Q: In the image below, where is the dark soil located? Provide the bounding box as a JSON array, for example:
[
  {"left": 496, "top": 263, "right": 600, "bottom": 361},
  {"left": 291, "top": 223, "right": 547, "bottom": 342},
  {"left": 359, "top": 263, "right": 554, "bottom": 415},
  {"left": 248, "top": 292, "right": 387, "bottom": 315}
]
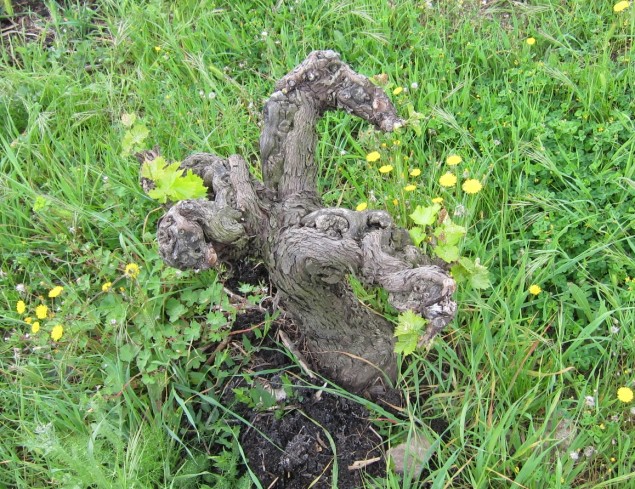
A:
[
  {"left": 238, "top": 384, "right": 384, "bottom": 489},
  {"left": 1, "top": 0, "right": 53, "bottom": 46},
  {"left": 221, "top": 261, "right": 389, "bottom": 488}
]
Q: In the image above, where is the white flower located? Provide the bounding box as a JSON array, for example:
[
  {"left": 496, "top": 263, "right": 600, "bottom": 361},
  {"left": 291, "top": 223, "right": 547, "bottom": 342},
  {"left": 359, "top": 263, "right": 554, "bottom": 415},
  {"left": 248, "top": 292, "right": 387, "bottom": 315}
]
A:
[
  {"left": 453, "top": 204, "right": 466, "bottom": 217},
  {"left": 261, "top": 31, "right": 268, "bottom": 37},
  {"left": 569, "top": 451, "right": 579, "bottom": 461},
  {"left": 583, "top": 446, "right": 596, "bottom": 458},
  {"left": 208, "top": 92, "right": 216, "bottom": 99},
  {"left": 584, "top": 395, "right": 596, "bottom": 408},
  {"left": 16, "top": 283, "right": 27, "bottom": 294},
  {"left": 611, "top": 326, "right": 620, "bottom": 334},
  {"left": 410, "top": 82, "right": 419, "bottom": 89}
]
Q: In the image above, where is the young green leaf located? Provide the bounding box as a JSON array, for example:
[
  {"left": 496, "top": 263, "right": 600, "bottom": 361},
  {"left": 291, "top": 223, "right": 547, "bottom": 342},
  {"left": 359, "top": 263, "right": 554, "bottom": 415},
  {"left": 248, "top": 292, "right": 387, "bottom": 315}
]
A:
[
  {"left": 434, "top": 244, "right": 460, "bottom": 263},
  {"left": 143, "top": 158, "right": 207, "bottom": 203},
  {"left": 410, "top": 203, "right": 441, "bottom": 227},
  {"left": 409, "top": 226, "right": 427, "bottom": 247},
  {"left": 435, "top": 219, "right": 466, "bottom": 246},
  {"left": 121, "top": 123, "right": 149, "bottom": 156},
  {"left": 394, "top": 310, "right": 427, "bottom": 357}
]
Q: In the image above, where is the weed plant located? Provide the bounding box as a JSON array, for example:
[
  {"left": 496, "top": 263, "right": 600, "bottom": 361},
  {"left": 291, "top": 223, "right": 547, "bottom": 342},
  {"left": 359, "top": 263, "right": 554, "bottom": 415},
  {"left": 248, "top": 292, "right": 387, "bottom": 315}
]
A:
[{"left": 1, "top": 0, "right": 634, "bottom": 487}]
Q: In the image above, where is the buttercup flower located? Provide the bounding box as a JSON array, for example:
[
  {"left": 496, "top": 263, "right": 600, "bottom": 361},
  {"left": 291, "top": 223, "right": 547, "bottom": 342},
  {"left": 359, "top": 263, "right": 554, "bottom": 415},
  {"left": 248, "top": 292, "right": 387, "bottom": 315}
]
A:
[
  {"left": 356, "top": 202, "right": 368, "bottom": 211},
  {"left": 614, "top": 1, "right": 630, "bottom": 12},
  {"left": 35, "top": 304, "right": 48, "bottom": 320},
  {"left": 392, "top": 198, "right": 399, "bottom": 205},
  {"left": 432, "top": 197, "right": 444, "bottom": 204},
  {"left": 25, "top": 317, "right": 32, "bottom": 324},
  {"left": 410, "top": 168, "right": 421, "bottom": 177},
  {"left": 528, "top": 284, "right": 542, "bottom": 295},
  {"left": 617, "top": 387, "right": 634, "bottom": 403},
  {"left": 51, "top": 324, "right": 64, "bottom": 342},
  {"left": 462, "top": 179, "right": 483, "bottom": 194},
  {"left": 439, "top": 172, "right": 458, "bottom": 187},
  {"left": 366, "top": 151, "right": 381, "bottom": 162},
  {"left": 379, "top": 165, "right": 394, "bottom": 174},
  {"left": 393, "top": 86, "right": 403, "bottom": 95},
  {"left": 48, "top": 286, "right": 64, "bottom": 298},
  {"left": 102, "top": 282, "right": 112, "bottom": 292},
  {"left": 16, "top": 300, "right": 26, "bottom": 315},
  {"left": 154, "top": 46, "right": 162, "bottom": 52},
  {"left": 526, "top": 37, "right": 536, "bottom": 45},
  {"left": 124, "top": 263, "right": 140, "bottom": 279},
  {"left": 446, "top": 154, "right": 462, "bottom": 166},
  {"left": 404, "top": 184, "right": 417, "bottom": 192},
  {"left": 31, "top": 322, "right": 40, "bottom": 334}
]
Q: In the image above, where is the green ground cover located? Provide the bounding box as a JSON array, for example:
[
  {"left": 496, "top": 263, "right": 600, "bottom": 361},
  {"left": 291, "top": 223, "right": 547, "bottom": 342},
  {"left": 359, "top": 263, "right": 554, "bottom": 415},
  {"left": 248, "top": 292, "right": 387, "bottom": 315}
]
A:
[{"left": 1, "top": 0, "right": 634, "bottom": 487}]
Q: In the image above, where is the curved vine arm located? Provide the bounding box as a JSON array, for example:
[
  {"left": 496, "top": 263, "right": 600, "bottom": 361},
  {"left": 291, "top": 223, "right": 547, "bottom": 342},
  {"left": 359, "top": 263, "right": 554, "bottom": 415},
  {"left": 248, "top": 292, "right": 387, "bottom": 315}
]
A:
[{"left": 260, "top": 50, "right": 404, "bottom": 199}]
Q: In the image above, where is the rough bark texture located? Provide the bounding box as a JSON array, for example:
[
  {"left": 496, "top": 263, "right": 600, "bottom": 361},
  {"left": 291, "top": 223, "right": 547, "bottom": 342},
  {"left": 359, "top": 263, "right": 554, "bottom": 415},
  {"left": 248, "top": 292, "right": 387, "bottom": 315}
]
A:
[{"left": 142, "top": 50, "right": 457, "bottom": 396}]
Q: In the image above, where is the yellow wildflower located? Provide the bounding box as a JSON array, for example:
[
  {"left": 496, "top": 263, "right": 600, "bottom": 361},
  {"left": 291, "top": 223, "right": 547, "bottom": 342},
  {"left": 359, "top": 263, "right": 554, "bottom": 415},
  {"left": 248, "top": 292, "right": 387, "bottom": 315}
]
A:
[
  {"left": 48, "top": 286, "right": 64, "bottom": 298},
  {"left": 410, "top": 169, "right": 421, "bottom": 177},
  {"left": 617, "top": 387, "right": 634, "bottom": 403},
  {"left": 404, "top": 184, "right": 417, "bottom": 192},
  {"left": 526, "top": 37, "right": 536, "bottom": 45},
  {"left": 393, "top": 86, "right": 403, "bottom": 95},
  {"left": 16, "top": 300, "right": 26, "bottom": 315},
  {"left": 379, "top": 165, "right": 394, "bottom": 174},
  {"left": 393, "top": 140, "right": 401, "bottom": 146},
  {"left": 392, "top": 198, "right": 399, "bottom": 205},
  {"left": 102, "top": 282, "right": 113, "bottom": 292},
  {"left": 614, "top": 1, "right": 630, "bottom": 12},
  {"left": 356, "top": 202, "right": 368, "bottom": 211},
  {"left": 446, "top": 154, "right": 462, "bottom": 166},
  {"left": 51, "top": 324, "right": 64, "bottom": 342},
  {"left": 439, "top": 172, "right": 458, "bottom": 187},
  {"left": 35, "top": 304, "right": 48, "bottom": 320},
  {"left": 31, "top": 322, "right": 40, "bottom": 334},
  {"left": 462, "top": 179, "right": 483, "bottom": 194},
  {"left": 154, "top": 46, "right": 162, "bottom": 52},
  {"left": 528, "top": 284, "right": 542, "bottom": 296},
  {"left": 124, "top": 263, "right": 140, "bottom": 279},
  {"left": 25, "top": 317, "right": 32, "bottom": 324},
  {"left": 432, "top": 197, "right": 444, "bottom": 204},
  {"left": 366, "top": 151, "right": 381, "bottom": 162}
]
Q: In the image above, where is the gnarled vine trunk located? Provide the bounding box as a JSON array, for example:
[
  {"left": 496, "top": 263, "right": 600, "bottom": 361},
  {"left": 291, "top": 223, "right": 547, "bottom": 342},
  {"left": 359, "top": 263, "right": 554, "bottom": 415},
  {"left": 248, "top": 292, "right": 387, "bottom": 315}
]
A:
[{"left": 143, "top": 51, "right": 457, "bottom": 396}]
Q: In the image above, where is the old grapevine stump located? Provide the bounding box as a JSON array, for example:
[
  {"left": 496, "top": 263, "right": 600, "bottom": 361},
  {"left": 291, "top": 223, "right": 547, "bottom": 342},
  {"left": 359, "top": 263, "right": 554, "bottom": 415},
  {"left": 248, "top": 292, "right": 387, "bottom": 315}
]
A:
[{"left": 144, "top": 51, "right": 457, "bottom": 396}]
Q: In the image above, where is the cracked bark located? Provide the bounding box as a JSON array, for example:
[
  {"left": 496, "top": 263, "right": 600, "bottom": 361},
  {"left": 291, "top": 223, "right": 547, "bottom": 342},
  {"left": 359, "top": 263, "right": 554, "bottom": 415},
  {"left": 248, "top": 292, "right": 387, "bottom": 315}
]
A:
[{"left": 143, "top": 50, "right": 457, "bottom": 396}]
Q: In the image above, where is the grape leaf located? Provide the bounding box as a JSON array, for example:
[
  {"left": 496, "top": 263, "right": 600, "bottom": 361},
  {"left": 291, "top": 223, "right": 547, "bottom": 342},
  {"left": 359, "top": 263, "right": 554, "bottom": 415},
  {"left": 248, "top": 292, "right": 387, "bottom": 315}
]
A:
[
  {"left": 394, "top": 310, "right": 427, "bottom": 357},
  {"left": 164, "top": 170, "right": 208, "bottom": 201},
  {"left": 121, "top": 123, "right": 149, "bottom": 156},
  {"left": 434, "top": 219, "right": 466, "bottom": 246},
  {"left": 434, "top": 244, "right": 460, "bottom": 263},
  {"left": 409, "top": 226, "right": 427, "bottom": 247},
  {"left": 410, "top": 203, "right": 441, "bottom": 227},
  {"left": 451, "top": 257, "right": 492, "bottom": 289},
  {"left": 143, "top": 158, "right": 207, "bottom": 203}
]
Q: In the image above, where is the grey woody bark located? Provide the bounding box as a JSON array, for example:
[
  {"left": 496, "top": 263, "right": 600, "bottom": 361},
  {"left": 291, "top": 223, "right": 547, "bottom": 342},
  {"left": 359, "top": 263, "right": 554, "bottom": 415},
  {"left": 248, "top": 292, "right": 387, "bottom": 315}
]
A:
[{"left": 142, "top": 51, "right": 457, "bottom": 396}]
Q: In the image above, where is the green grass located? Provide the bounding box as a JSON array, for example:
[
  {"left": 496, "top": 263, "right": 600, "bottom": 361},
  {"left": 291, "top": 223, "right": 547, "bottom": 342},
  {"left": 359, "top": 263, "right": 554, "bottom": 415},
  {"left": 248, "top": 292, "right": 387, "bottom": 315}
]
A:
[{"left": 2, "top": 0, "right": 635, "bottom": 487}]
